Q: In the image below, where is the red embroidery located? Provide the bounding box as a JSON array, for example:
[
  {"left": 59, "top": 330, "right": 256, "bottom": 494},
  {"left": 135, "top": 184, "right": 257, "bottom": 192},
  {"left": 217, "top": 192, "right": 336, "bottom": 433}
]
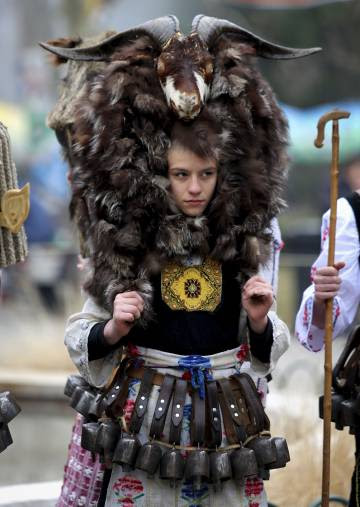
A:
[
  {"left": 245, "top": 478, "right": 264, "bottom": 497},
  {"left": 123, "top": 399, "right": 136, "bottom": 424},
  {"left": 182, "top": 371, "right": 191, "bottom": 381},
  {"left": 322, "top": 225, "right": 329, "bottom": 244},
  {"left": 113, "top": 475, "right": 144, "bottom": 504},
  {"left": 236, "top": 344, "right": 250, "bottom": 362},
  {"left": 310, "top": 266, "right": 317, "bottom": 282},
  {"left": 303, "top": 306, "right": 309, "bottom": 327},
  {"left": 127, "top": 343, "right": 140, "bottom": 357}
]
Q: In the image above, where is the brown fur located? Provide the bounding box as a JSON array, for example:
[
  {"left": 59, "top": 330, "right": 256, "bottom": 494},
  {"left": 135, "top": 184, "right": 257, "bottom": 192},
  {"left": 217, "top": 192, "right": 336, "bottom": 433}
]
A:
[{"left": 46, "top": 29, "right": 289, "bottom": 320}]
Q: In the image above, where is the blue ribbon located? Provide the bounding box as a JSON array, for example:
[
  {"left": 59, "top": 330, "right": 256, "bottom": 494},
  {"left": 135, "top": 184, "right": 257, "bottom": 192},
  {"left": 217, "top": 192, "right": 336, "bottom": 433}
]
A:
[{"left": 178, "top": 355, "right": 213, "bottom": 400}]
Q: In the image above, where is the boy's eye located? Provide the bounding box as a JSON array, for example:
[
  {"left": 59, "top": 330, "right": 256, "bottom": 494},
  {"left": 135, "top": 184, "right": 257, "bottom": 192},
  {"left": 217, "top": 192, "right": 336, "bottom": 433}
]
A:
[
  {"left": 202, "top": 170, "right": 215, "bottom": 177},
  {"left": 174, "top": 171, "right": 187, "bottom": 178}
]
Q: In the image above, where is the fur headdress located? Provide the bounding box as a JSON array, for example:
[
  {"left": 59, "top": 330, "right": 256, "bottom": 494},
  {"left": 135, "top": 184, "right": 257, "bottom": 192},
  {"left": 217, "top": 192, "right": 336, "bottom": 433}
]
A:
[{"left": 42, "top": 15, "right": 320, "bottom": 321}]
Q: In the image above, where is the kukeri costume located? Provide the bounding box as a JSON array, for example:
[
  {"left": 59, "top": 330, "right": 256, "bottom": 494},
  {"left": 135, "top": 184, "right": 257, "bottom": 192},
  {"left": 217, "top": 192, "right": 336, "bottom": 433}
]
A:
[
  {"left": 41, "top": 14, "right": 320, "bottom": 506},
  {"left": 295, "top": 192, "right": 360, "bottom": 506},
  {"left": 0, "top": 122, "right": 28, "bottom": 453}
]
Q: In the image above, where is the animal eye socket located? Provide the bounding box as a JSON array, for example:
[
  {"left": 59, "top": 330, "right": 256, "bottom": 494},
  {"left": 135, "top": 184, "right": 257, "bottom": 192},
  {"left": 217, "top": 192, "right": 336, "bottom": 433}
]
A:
[
  {"left": 205, "top": 62, "right": 213, "bottom": 75},
  {"left": 224, "top": 59, "right": 236, "bottom": 71}
]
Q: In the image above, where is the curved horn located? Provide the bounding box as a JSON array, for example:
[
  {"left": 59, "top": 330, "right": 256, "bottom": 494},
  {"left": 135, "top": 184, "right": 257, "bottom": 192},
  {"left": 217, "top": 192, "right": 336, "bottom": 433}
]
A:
[
  {"left": 192, "top": 15, "right": 321, "bottom": 60},
  {"left": 39, "top": 15, "right": 180, "bottom": 62}
]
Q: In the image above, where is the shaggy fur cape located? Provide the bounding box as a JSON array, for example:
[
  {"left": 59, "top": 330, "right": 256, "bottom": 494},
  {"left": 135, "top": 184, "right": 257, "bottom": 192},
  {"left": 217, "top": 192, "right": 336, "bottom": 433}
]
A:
[{"left": 60, "top": 34, "right": 288, "bottom": 323}]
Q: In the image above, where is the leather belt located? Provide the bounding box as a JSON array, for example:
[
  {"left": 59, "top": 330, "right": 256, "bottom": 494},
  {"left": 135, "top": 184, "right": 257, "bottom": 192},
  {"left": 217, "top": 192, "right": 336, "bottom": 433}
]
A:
[
  {"left": 127, "top": 366, "right": 165, "bottom": 386},
  {"left": 149, "top": 374, "right": 175, "bottom": 439},
  {"left": 169, "top": 378, "right": 187, "bottom": 445},
  {"left": 206, "top": 380, "right": 222, "bottom": 447},
  {"left": 129, "top": 368, "right": 156, "bottom": 434}
]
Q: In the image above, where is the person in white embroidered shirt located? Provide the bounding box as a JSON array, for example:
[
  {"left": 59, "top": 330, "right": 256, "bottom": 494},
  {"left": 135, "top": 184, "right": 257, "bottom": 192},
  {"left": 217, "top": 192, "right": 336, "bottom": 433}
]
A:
[
  {"left": 295, "top": 194, "right": 360, "bottom": 352},
  {"left": 295, "top": 186, "right": 360, "bottom": 506}
]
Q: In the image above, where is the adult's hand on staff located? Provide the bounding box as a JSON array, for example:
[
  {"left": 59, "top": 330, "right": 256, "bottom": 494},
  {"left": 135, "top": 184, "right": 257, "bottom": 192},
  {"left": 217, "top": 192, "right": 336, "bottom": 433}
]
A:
[
  {"left": 242, "top": 275, "right": 274, "bottom": 334},
  {"left": 314, "top": 261, "right": 345, "bottom": 302},
  {"left": 104, "top": 291, "right": 144, "bottom": 345},
  {"left": 312, "top": 261, "right": 345, "bottom": 328}
]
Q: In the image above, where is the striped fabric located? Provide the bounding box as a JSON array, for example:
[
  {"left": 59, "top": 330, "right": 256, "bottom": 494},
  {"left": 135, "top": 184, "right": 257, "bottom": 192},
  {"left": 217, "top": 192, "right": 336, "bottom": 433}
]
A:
[{"left": 56, "top": 413, "right": 105, "bottom": 507}]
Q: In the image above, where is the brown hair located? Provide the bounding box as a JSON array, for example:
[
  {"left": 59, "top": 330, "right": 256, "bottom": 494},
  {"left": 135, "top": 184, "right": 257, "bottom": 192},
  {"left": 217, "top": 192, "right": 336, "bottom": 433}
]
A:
[{"left": 169, "top": 113, "right": 222, "bottom": 161}]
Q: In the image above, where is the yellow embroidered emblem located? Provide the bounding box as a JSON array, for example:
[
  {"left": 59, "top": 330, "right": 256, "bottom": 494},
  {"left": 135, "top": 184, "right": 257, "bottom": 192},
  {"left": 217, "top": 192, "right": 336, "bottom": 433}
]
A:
[{"left": 161, "top": 258, "right": 222, "bottom": 312}]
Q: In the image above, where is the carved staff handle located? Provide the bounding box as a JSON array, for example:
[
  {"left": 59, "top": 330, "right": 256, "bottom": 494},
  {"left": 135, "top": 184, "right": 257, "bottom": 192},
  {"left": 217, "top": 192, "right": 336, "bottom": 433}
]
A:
[{"left": 314, "top": 109, "right": 350, "bottom": 507}]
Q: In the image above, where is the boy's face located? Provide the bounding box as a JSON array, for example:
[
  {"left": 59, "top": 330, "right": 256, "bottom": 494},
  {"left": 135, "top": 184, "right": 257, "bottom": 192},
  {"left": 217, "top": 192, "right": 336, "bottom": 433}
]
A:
[{"left": 167, "top": 146, "right": 218, "bottom": 217}]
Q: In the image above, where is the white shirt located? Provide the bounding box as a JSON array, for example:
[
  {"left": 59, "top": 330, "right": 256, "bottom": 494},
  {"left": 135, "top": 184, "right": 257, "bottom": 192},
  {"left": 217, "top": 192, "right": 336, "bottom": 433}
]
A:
[{"left": 295, "top": 197, "right": 360, "bottom": 352}]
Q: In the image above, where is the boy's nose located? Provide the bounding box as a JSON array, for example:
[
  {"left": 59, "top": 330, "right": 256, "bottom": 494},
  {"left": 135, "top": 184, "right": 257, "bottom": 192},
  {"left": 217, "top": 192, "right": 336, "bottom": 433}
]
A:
[{"left": 188, "top": 177, "right": 201, "bottom": 193}]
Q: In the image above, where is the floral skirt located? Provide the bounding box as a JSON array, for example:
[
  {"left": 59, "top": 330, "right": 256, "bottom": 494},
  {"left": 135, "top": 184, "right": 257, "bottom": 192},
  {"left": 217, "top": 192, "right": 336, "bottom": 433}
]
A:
[{"left": 105, "top": 344, "right": 268, "bottom": 507}]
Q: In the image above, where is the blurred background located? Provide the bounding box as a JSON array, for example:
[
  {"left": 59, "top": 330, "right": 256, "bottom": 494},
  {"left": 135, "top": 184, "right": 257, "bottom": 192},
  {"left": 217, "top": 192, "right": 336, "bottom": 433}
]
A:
[{"left": 0, "top": 0, "right": 359, "bottom": 505}]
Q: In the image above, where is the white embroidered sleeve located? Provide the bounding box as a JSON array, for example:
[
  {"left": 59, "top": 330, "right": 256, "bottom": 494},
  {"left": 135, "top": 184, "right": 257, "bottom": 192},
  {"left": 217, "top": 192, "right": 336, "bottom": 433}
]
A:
[
  {"left": 295, "top": 198, "right": 360, "bottom": 352},
  {"left": 64, "top": 297, "right": 120, "bottom": 388},
  {"left": 249, "top": 310, "right": 290, "bottom": 376}
]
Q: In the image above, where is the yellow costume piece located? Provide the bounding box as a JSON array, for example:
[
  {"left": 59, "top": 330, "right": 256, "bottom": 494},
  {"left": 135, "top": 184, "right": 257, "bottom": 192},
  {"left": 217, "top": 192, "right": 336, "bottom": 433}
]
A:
[
  {"left": 161, "top": 258, "right": 222, "bottom": 311},
  {"left": 0, "top": 184, "right": 30, "bottom": 234}
]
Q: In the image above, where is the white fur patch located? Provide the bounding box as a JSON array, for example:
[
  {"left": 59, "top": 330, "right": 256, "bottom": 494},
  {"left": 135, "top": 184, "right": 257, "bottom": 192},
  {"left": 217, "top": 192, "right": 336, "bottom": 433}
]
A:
[
  {"left": 161, "top": 76, "right": 200, "bottom": 120},
  {"left": 194, "top": 71, "right": 210, "bottom": 102}
]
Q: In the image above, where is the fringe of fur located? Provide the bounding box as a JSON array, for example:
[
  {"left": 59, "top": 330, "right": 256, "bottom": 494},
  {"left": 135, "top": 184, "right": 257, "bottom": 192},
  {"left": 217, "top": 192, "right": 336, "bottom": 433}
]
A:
[{"left": 64, "top": 35, "right": 288, "bottom": 319}]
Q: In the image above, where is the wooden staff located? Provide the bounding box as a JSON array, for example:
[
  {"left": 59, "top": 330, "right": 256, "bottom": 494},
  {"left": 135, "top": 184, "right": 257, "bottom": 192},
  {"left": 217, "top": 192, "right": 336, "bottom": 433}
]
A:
[{"left": 314, "top": 109, "right": 350, "bottom": 507}]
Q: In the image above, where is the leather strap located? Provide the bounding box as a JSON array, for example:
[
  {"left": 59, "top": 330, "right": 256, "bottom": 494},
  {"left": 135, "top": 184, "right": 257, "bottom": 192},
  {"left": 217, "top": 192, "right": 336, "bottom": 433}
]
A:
[
  {"left": 230, "top": 382, "right": 253, "bottom": 434},
  {"left": 104, "top": 357, "right": 130, "bottom": 418},
  {"left": 206, "top": 380, "right": 222, "bottom": 447},
  {"left": 218, "top": 389, "right": 239, "bottom": 445},
  {"left": 333, "top": 325, "right": 360, "bottom": 393},
  {"left": 149, "top": 374, "right": 175, "bottom": 439},
  {"left": 232, "top": 373, "right": 266, "bottom": 432},
  {"left": 218, "top": 378, "right": 247, "bottom": 443},
  {"left": 105, "top": 377, "right": 130, "bottom": 419},
  {"left": 129, "top": 368, "right": 155, "bottom": 434},
  {"left": 169, "top": 378, "right": 187, "bottom": 445},
  {"left": 191, "top": 388, "right": 206, "bottom": 446},
  {"left": 127, "top": 366, "right": 165, "bottom": 387}
]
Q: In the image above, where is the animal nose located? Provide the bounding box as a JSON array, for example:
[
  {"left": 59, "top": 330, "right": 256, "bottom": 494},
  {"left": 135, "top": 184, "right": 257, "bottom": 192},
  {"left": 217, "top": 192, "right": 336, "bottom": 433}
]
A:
[{"left": 171, "top": 93, "right": 201, "bottom": 120}]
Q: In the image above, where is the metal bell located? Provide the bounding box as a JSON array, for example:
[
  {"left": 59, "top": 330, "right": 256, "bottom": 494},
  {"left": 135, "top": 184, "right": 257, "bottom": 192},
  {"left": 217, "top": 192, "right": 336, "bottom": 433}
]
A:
[
  {"left": 185, "top": 449, "right": 210, "bottom": 491},
  {"left": 0, "top": 391, "right": 21, "bottom": 424},
  {"left": 340, "top": 399, "right": 358, "bottom": 428},
  {"left": 70, "top": 386, "right": 96, "bottom": 417},
  {"left": 0, "top": 423, "right": 13, "bottom": 453},
  {"left": 135, "top": 441, "right": 163, "bottom": 476},
  {"left": 209, "top": 451, "right": 232, "bottom": 491},
  {"left": 113, "top": 434, "right": 141, "bottom": 470},
  {"left": 246, "top": 437, "right": 277, "bottom": 467},
  {"left": 88, "top": 393, "right": 106, "bottom": 420},
  {"left": 95, "top": 420, "right": 121, "bottom": 459},
  {"left": 81, "top": 421, "right": 101, "bottom": 453},
  {"left": 160, "top": 448, "right": 185, "bottom": 487},
  {"left": 230, "top": 447, "right": 258, "bottom": 482},
  {"left": 319, "top": 393, "right": 345, "bottom": 429},
  {"left": 64, "top": 375, "right": 90, "bottom": 398},
  {"left": 266, "top": 437, "right": 290, "bottom": 469}
]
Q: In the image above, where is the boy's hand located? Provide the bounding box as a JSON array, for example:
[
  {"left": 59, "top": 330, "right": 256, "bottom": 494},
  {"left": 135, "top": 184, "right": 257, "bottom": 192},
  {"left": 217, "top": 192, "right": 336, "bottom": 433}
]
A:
[
  {"left": 104, "top": 291, "right": 144, "bottom": 345},
  {"left": 242, "top": 275, "right": 274, "bottom": 333}
]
